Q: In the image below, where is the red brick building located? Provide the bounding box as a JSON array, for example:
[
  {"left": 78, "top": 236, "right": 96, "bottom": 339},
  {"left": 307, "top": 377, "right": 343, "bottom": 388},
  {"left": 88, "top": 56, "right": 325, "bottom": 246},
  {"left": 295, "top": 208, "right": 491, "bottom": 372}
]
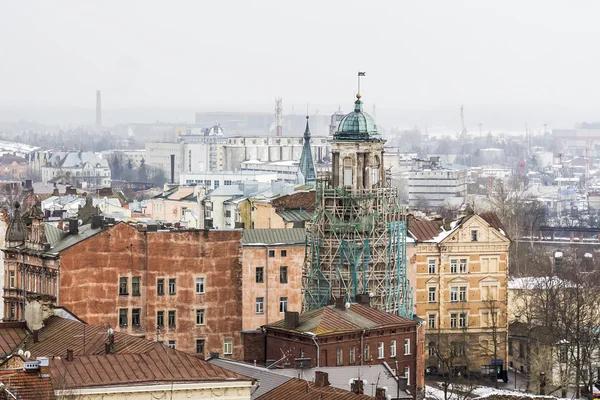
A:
[{"left": 263, "top": 298, "right": 421, "bottom": 395}]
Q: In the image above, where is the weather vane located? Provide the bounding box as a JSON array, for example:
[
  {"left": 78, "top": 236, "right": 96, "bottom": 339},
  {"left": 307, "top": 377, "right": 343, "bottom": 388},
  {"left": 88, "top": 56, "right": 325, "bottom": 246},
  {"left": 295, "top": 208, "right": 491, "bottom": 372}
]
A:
[{"left": 358, "top": 71, "right": 366, "bottom": 95}]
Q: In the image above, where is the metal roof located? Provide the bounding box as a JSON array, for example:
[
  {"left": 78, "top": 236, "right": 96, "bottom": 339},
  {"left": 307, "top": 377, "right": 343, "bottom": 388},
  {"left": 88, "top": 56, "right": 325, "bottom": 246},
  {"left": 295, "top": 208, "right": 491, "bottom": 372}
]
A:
[
  {"left": 49, "top": 347, "right": 251, "bottom": 389},
  {"left": 334, "top": 95, "right": 380, "bottom": 142},
  {"left": 276, "top": 209, "right": 312, "bottom": 223},
  {"left": 266, "top": 303, "right": 416, "bottom": 335},
  {"left": 23, "top": 316, "right": 159, "bottom": 358},
  {"left": 0, "top": 322, "right": 28, "bottom": 359},
  {"left": 256, "top": 378, "right": 376, "bottom": 400},
  {"left": 242, "top": 228, "right": 306, "bottom": 246},
  {"left": 208, "top": 358, "right": 292, "bottom": 399},
  {"left": 406, "top": 220, "right": 442, "bottom": 242},
  {"left": 46, "top": 223, "right": 106, "bottom": 254}
]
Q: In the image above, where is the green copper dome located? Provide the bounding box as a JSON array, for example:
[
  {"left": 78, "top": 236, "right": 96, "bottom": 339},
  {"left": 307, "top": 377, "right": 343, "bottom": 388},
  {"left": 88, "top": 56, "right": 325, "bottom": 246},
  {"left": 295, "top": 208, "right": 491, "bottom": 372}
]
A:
[{"left": 334, "top": 94, "right": 380, "bottom": 141}]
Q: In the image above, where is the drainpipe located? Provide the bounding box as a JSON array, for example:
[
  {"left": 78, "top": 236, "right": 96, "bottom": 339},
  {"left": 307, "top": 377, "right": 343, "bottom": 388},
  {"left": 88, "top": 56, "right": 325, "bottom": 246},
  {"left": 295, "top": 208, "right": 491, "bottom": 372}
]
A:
[
  {"left": 262, "top": 245, "right": 270, "bottom": 325},
  {"left": 308, "top": 332, "right": 319, "bottom": 367},
  {"left": 360, "top": 329, "right": 366, "bottom": 366}
]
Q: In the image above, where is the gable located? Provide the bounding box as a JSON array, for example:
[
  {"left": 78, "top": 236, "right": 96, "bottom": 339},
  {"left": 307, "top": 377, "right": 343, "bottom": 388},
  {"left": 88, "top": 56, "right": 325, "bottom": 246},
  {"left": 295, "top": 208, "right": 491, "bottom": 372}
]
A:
[
  {"left": 448, "top": 276, "right": 469, "bottom": 285},
  {"left": 440, "top": 214, "right": 510, "bottom": 245}
]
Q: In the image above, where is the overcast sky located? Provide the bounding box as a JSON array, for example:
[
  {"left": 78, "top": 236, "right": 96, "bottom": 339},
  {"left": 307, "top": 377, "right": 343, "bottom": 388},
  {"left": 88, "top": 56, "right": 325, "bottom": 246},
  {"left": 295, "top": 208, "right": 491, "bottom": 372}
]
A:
[{"left": 2, "top": 1, "right": 600, "bottom": 116}]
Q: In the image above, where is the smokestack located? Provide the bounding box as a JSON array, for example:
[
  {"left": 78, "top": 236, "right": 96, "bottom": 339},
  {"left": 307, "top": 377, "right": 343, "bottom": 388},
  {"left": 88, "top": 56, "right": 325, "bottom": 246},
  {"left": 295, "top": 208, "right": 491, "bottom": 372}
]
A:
[
  {"left": 96, "top": 90, "right": 102, "bottom": 128},
  {"left": 33, "top": 330, "right": 39, "bottom": 343},
  {"left": 66, "top": 349, "right": 73, "bottom": 361},
  {"left": 170, "top": 154, "right": 175, "bottom": 184}
]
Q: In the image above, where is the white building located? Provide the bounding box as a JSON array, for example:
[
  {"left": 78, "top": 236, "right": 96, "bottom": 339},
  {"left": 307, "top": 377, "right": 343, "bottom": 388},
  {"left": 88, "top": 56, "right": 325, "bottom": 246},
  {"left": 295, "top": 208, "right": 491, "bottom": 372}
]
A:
[
  {"left": 408, "top": 157, "right": 468, "bottom": 209},
  {"left": 179, "top": 170, "right": 277, "bottom": 189},
  {"left": 240, "top": 160, "right": 301, "bottom": 182},
  {"left": 100, "top": 149, "right": 146, "bottom": 167},
  {"left": 41, "top": 152, "right": 111, "bottom": 188}
]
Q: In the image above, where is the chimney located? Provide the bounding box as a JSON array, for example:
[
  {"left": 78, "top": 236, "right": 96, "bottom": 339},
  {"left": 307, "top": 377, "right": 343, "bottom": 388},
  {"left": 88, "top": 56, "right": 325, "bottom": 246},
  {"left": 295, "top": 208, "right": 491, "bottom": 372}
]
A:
[
  {"left": 351, "top": 379, "right": 364, "bottom": 394},
  {"left": 375, "top": 388, "right": 386, "bottom": 400},
  {"left": 170, "top": 154, "right": 175, "bottom": 184},
  {"left": 314, "top": 371, "right": 329, "bottom": 387},
  {"left": 335, "top": 297, "right": 346, "bottom": 311},
  {"left": 355, "top": 293, "right": 370, "bottom": 307},
  {"left": 105, "top": 342, "right": 111, "bottom": 354},
  {"left": 52, "top": 187, "right": 59, "bottom": 196},
  {"left": 25, "top": 179, "right": 32, "bottom": 189},
  {"left": 398, "top": 376, "right": 408, "bottom": 391},
  {"left": 37, "top": 357, "right": 49, "bottom": 376},
  {"left": 66, "top": 349, "right": 73, "bottom": 361},
  {"left": 284, "top": 311, "right": 299, "bottom": 330},
  {"left": 68, "top": 219, "right": 78, "bottom": 235},
  {"left": 33, "top": 329, "right": 39, "bottom": 343},
  {"left": 91, "top": 215, "right": 104, "bottom": 230},
  {"left": 109, "top": 331, "right": 115, "bottom": 345}
]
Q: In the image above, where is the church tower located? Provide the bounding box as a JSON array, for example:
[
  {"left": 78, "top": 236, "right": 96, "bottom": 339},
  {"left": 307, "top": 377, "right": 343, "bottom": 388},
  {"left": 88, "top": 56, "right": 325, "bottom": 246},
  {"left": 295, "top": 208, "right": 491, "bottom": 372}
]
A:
[
  {"left": 304, "top": 93, "right": 412, "bottom": 317},
  {"left": 298, "top": 116, "right": 317, "bottom": 186}
]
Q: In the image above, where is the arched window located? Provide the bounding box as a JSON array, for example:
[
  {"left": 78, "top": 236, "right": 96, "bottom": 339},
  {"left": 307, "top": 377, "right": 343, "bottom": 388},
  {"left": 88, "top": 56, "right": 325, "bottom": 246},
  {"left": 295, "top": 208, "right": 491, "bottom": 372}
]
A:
[
  {"left": 428, "top": 342, "right": 436, "bottom": 356},
  {"left": 372, "top": 155, "right": 380, "bottom": 185},
  {"left": 343, "top": 157, "right": 353, "bottom": 187}
]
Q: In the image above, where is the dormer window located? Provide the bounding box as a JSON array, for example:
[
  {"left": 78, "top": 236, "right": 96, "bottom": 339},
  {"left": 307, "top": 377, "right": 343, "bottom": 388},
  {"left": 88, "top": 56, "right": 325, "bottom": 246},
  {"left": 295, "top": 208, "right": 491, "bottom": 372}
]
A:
[{"left": 471, "top": 230, "right": 478, "bottom": 241}]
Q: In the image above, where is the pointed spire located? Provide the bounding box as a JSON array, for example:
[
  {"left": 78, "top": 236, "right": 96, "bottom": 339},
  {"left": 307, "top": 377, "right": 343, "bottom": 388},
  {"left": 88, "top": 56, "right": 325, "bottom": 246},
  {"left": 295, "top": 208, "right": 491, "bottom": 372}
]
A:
[
  {"left": 303, "top": 115, "right": 311, "bottom": 140},
  {"left": 5, "top": 202, "right": 26, "bottom": 245},
  {"left": 299, "top": 116, "right": 317, "bottom": 186}
]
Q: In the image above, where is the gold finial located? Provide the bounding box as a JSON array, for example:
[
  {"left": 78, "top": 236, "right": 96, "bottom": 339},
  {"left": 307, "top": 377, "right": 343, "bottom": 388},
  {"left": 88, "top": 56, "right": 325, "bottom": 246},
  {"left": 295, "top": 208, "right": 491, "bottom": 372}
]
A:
[{"left": 356, "top": 93, "right": 362, "bottom": 100}]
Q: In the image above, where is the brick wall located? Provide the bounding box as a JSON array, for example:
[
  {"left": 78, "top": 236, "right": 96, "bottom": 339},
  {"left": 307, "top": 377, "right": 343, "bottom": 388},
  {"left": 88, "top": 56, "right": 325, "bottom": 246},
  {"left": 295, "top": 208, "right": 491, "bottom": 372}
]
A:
[{"left": 58, "top": 223, "right": 244, "bottom": 359}]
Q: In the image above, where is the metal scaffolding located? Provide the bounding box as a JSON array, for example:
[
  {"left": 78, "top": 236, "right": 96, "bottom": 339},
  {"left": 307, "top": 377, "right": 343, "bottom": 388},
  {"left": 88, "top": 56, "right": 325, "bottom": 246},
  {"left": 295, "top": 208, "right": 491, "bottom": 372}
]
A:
[{"left": 304, "top": 179, "right": 413, "bottom": 318}]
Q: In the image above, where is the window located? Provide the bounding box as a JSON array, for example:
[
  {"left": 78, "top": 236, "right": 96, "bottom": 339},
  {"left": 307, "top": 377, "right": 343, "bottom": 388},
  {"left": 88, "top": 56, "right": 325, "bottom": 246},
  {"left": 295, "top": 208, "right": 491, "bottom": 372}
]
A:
[
  {"left": 255, "top": 297, "right": 264, "bottom": 314},
  {"left": 132, "top": 308, "right": 140, "bottom": 326},
  {"left": 428, "top": 287, "right": 436, "bottom": 303},
  {"left": 450, "top": 313, "right": 457, "bottom": 329},
  {"left": 279, "top": 297, "right": 288, "bottom": 313},
  {"left": 471, "top": 230, "right": 478, "bottom": 241},
  {"left": 519, "top": 342, "right": 524, "bottom": 358},
  {"left": 481, "top": 257, "right": 498, "bottom": 273},
  {"left": 428, "top": 342, "right": 436, "bottom": 356},
  {"left": 364, "top": 344, "right": 370, "bottom": 361},
  {"left": 404, "top": 367, "right": 410, "bottom": 385},
  {"left": 132, "top": 277, "right": 140, "bottom": 296},
  {"left": 428, "top": 259, "right": 436, "bottom": 274},
  {"left": 378, "top": 342, "right": 384, "bottom": 359},
  {"left": 459, "top": 286, "right": 467, "bottom": 302},
  {"left": 268, "top": 250, "right": 275, "bottom": 257},
  {"left": 450, "top": 259, "right": 457, "bottom": 274},
  {"left": 450, "top": 287, "right": 458, "bottom": 302},
  {"left": 404, "top": 338, "right": 411, "bottom": 355},
  {"left": 459, "top": 313, "right": 467, "bottom": 328},
  {"left": 214, "top": 180, "right": 219, "bottom": 188},
  {"left": 343, "top": 157, "right": 353, "bottom": 187},
  {"left": 508, "top": 339, "right": 513, "bottom": 356},
  {"left": 559, "top": 345, "right": 568, "bottom": 363},
  {"left": 482, "top": 285, "right": 498, "bottom": 300},
  {"left": 195, "top": 277, "right": 205, "bottom": 294},
  {"left": 281, "top": 250, "right": 287, "bottom": 257},
  {"left": 168, "top": 340, "right": 176, "bottom": 349},
  {"left": 350, "top": 346, "right": 356, "bottom": 363},
  {"left": 280, "top": 266, "right": 288, "bottom": 284},
  {"left": 168, "top": 278, "right": 176, "bottom": 295},
  {"left": 300, "top": 348, "right": 305, "bottom": 358},
  {"left": 157, "top": 311, "right": 164, "bottom": 328},
  {"left": 223, "top": 338, "right": 233, "bottom": 355},
  {"left": 9, "top": 271, "right": 15, "bottom": 288},
  {"left": 459, "top": 259, "right": 467, "bottom": 273},
  {"left": 336, "top": 348, "right": 343, "bottom": 365},
  {"left": 428, "top": 314, "right": 436, "bottom": 329},
  {"left": 119, "top": 309, "right": 128, "bottom": 327},
  {"left": 196, "top": 309, "right": 206, "bottom": 325},
  {"left": 255, "top": 267, "right": 264, "bottom": 283},
  {"left": 390, "top": 340, "right": 397, "bottom": 357},
  {"left": 224, "top": 180, "right": 232, "bottom": 185},
  {"left": 168, "top": 310, "right": 176, "bottom": 328},
  {"left": 196, "top": 339, "right": 205, "bottom": 355},
  {"left": 119, "top": 277, "right": 128, "bottom": 295},
  {"left": 225, "top": 210, "right": 231, "bottom": 218},
  {"left": 157, "top": 278, "right": 164, "bottom": 296}
]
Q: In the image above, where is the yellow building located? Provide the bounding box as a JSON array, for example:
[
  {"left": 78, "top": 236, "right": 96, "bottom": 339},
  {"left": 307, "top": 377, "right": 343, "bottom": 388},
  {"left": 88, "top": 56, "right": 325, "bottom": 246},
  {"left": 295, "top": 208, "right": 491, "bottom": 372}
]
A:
[{"left": 408, "top": 213, "right": 510, "bottom": 375}]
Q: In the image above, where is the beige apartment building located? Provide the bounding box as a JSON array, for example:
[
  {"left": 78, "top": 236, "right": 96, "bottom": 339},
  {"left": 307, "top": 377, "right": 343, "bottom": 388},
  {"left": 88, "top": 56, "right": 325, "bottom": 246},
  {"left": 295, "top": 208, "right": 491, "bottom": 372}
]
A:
[{"left": 408, "top": 213, "right": 510, "bottom": 374}]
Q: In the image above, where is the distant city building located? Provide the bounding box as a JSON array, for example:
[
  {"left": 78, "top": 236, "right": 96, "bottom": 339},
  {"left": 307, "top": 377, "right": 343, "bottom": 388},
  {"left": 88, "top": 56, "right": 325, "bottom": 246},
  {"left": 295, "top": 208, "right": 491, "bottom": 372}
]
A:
[
  {"left": 0, "top": 154, "right": 29, "bottom": 179},
  {"left": 101, "top": 149, "right": 146, "bottom": 168},
  {"left": 41, "top": 151, "right": 111, "bottom": 188},
  {"left": 408, "top": 157, "right": 468, "bottom": 209},
  {"left": 180, "top": 170, "right": 277, "bottom": 189}
]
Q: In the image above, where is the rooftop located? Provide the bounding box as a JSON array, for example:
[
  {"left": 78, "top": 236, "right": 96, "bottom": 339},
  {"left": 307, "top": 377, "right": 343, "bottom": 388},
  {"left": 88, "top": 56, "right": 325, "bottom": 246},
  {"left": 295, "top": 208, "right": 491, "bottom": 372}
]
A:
[
  {"left": 0, "top": 322, "right": 28, "bottom": 360},
  {"left": 277, "top": 209, "right": 312, "bottom": 223},
  {"left": 334, "top": 94, "right": 380, "bottom": 142},
  {"left": 242, "top": 228, "right": 306, "bottom": 246},
  {"left": 0, "top": 369, "right": 56, "bottom": 400},
  {"left": 265, "top": 303, "right": 415, "bottom": 335},
  {"left": 256, "top": 378, "right": 376, "bottom": 400}
]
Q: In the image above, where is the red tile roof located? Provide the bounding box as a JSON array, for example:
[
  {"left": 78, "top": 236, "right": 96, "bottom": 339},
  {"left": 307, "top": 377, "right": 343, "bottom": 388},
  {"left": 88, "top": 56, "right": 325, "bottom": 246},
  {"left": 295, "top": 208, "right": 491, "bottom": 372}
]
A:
[
  {"left": 256, "top": 378, "right": 375, "bottom": 400},
  {"left": 0, "top": 322, "right": 28, "bottom": 359},
  {"left": 479, "top": 212, "right": 509, "bottom": 239},
  {"left": 49, "top": 347, "right": 251, "bottom": 389},
  {"left": 0, "top": 369, "right": 56, "bottom": 400},
  {"left": 266, "top": 303, "right": 415, "bottom": 335},
  {"left": 407, "top": 219, "right": 442, "bottom": 242},
  {"left": 23, "top": 316, "right": 159, "bottom": 358}
]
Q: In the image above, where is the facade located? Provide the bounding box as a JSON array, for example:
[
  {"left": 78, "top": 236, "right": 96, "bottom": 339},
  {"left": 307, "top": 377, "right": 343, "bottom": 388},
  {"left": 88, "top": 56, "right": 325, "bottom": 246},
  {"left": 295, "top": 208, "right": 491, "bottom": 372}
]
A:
[
  {"left": 408, "top": 213, "right": 510, "bottom": 373},
  {"left": 0, "top": 154, "right": 29, "bottom": 179},
  {"left": 241, "top": 229, "right": 306, "bottom": 331},
  {"left": 250, "top": 190, "right": 315, "bottom": 229},
  {"left": 263, "top": 300, "right": 420, "bottom": 396},
  {"left": 41, "top": 151, "right": 111, "bottom": 188},
  {"left": 144, "top": 185, "right": 203, "bottom": 226},
  {"left": 304, "top": 93, "right": 412, "bottom": 317},
  {"left": 408, "top": 157, "right": 468, "bottom": 209},
  {"left": 101, "top": 149, "right": 146, "bottom": 168},
  {"left": 180, "top": 170, "right": 277, "bottom": 189}
]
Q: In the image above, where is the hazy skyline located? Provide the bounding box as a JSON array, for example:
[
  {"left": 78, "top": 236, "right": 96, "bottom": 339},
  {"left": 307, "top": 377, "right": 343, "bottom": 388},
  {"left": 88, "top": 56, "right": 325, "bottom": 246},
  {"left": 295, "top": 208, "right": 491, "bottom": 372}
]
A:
[{"left": 2, "top": 1, "right": 600, "bottom": 125}]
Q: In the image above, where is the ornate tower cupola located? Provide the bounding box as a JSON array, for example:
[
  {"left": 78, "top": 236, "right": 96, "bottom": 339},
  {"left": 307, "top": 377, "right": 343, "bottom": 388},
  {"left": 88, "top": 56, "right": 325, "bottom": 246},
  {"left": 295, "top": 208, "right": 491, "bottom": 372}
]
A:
[
  {"left": 331, "top": 93, "right": 385, "bottom": 190},
  {"left": 298, "top": 116, "right": 317, "bottom": 186},
  {"left": 5, "top": 202, "right": 26, "bottom": 247}
]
